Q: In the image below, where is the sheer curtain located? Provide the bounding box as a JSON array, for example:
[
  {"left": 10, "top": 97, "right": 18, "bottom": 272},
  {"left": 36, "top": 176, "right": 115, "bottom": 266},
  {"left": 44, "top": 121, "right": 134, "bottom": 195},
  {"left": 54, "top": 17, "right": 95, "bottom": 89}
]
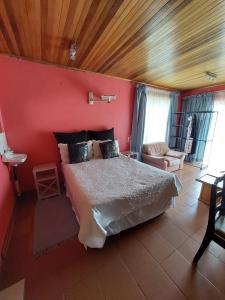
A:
[
  {"left": 143, "top": 87, "right": 170, "bottom": 144},
  {"left": 207, "top": 92, "right": 225, "bottom": 171}
]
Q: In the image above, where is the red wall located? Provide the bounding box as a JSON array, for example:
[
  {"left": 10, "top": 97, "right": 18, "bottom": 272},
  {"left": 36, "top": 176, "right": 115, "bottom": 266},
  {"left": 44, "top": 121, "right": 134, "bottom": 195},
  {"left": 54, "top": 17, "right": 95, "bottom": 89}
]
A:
[
  {"left": 181, "top": 84, "right": 225, "bottom": 98},
  {"left": 0, "top": 108, "right": 15, "bottom": 253},
  {"left": 0, "top": 160, "right": 14, "bottom": 252},
  {"left": 0, "top": 55, "right": 134, "bottom": 191},
  {"left": 179, "top": 85, "right": 225, "bottom": 111}
]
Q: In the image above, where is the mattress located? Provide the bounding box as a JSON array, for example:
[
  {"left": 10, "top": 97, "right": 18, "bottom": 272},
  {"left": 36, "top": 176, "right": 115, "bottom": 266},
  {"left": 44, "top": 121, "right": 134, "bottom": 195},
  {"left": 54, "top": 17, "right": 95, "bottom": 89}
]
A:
[{"left": 62, "top": 156, "right": 181, "bottom": 248}]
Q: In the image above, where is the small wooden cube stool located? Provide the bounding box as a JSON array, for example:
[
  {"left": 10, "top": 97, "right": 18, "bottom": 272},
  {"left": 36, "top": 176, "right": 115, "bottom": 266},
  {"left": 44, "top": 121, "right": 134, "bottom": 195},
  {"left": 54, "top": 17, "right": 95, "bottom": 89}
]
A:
[{"left": 33, "top": 163, "right": 60, "bottom": 201}]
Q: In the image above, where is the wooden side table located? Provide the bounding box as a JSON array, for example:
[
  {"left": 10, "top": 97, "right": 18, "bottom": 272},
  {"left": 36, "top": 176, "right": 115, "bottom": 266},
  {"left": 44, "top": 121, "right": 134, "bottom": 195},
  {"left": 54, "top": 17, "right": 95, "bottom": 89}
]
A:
[
  {"left": 33, "top": 163, "right": 60, "bottom": 201},
  {"left": 196, "top": 174, "right": 222, "bottom": 205},
  {"left": 121, "top": 151, "right": 139, "bottom": 160}
]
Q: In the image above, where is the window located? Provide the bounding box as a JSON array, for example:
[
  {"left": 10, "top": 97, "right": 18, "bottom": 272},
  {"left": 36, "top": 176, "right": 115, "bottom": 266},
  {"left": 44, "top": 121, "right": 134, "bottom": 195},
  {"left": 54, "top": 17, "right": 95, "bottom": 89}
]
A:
[{"left": 143, "top": 88, "right": 170, "bottom": 144}]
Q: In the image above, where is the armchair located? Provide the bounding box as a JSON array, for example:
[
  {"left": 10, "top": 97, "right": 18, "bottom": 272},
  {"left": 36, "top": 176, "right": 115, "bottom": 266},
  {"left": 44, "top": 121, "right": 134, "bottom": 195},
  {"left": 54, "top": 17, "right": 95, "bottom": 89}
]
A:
[{"left": 142, "top": 142, "right": 186, "bottom": 172}]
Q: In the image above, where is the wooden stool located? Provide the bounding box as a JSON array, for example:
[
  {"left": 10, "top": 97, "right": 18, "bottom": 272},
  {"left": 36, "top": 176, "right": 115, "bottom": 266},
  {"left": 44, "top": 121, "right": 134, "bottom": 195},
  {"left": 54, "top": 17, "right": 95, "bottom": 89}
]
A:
[{"left": 33, "top": 163, "right": 60, "bottom": 201}]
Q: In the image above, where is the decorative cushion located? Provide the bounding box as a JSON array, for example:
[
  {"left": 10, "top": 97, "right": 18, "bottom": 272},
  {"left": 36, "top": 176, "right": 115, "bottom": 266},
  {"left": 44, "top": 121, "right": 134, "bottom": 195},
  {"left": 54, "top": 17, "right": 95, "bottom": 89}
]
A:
[
  {"left": 92, "top": 140, "right": 112, "bottom": 158},
  {"left": 99, "top": 140, "right": 119, "bottom": 159},
  {"left": 58, "top": 141, "right": 93, "bottom": 163},
  {"left": 93, "top": 139, "right": 119, "bottom": 158},
  {"left": 68, "top": 143, "right": 89, "bottom": 164},
  {"left": 54, "top": 130, "right": 87, "bottom": 144},
  {"left": 77, "top": 141, "right": 94, "bottom": 160},
  {"left": 87, "top": 128, "right": 114, "bottom": 141}
]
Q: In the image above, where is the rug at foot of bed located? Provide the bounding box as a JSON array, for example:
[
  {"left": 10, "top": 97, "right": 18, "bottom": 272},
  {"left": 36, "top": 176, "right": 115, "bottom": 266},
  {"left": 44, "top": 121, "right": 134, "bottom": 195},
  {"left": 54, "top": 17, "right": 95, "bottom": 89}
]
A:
[{"left": 33, "top": 195, "right": 79, "bottom": 256}]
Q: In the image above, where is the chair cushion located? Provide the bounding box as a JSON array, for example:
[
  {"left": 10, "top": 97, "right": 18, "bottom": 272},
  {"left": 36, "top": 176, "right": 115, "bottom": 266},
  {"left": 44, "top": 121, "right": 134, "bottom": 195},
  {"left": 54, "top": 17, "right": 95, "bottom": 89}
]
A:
[
  {"left": 215, "top": 215, "right": 225, "bottom": 240},
  {"left": 143, "top": 142, "right": 169, "bottom": 156},
  {"left": 164, "top": 156, "right": 180, "bottom": 167}
]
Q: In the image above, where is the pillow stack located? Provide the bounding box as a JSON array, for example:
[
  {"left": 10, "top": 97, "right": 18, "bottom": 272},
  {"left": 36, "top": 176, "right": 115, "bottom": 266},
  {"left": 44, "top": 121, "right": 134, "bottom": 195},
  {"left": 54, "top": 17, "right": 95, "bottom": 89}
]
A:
[
  {"left": 57, "top": 141, "right": 93, "bottom": 164},
  {"left": 54, "top": 128, "right": 119, "bottom": 163}
]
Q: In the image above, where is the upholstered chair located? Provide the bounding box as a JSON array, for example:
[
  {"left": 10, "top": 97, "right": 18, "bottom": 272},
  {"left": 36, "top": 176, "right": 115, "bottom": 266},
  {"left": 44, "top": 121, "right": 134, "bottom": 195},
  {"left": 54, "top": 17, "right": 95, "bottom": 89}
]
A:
[{"left": 142, "top": 142, "right": 186, "bottom": 172}]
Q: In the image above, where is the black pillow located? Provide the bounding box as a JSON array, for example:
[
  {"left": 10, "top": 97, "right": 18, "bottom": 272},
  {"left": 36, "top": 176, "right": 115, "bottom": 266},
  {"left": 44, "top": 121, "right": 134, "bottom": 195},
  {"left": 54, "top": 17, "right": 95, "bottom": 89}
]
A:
[
  {"left": 53, "top": 130, "right": 87, "bottom": 144},
  {"left": 99, "top": 140, "right": 119, "bottom": 159},
  {"left": 87, "top": 128, "right": 114, "bottom": 141},
  {"left": 68, "top": 143, "right": 89, "bottom": 163}
]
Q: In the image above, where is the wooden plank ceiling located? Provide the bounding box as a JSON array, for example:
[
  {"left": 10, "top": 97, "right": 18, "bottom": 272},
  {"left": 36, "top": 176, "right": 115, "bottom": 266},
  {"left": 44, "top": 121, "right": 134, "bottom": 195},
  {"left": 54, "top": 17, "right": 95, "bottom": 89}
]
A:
[{"left": 0, "top": 0, "right": 225, "bottom": 90}]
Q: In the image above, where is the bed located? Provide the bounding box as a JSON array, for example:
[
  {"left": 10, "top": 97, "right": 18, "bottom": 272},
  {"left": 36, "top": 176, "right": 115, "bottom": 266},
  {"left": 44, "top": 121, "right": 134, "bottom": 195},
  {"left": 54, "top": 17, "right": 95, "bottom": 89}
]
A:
[{"left": 62, "top": 155, "right": 181, "bottom": 248}]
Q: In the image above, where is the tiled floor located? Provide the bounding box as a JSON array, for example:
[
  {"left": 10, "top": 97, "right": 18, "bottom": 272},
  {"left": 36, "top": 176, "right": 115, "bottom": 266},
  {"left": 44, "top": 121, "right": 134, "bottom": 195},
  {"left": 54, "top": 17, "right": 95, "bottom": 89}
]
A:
[{"left": 1, "top": 164, "right": 225, "bottom": 299}]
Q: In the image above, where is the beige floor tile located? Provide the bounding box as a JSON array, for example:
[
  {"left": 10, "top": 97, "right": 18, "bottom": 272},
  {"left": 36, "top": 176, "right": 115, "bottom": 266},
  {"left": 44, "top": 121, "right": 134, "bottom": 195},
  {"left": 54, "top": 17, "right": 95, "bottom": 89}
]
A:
[
  {"left": 63, "top": 275, "right": 104, "bottom": 300},
  {"left": 192, "top": 227, "right": 224, "bottom": 257},
  {"left": 198, "top": 254, "right": 225, "bottom": 296},
  {"left": 97, "top": 254, "right": 145, "bottom": 300},
  {"left": 178, "top": 238, "right": 225, "bottom": 296},
  {"left": 25, "top": 274, "right": 64, "bottom": 300},
  {"left": 117, "top": 236, "right": 185, "bottom": 300},
  {"left": 177, "top": 237, "right": 202, "bottom": 263},
  {"left": 157, "top": 222, "right": 188, "bottom": 249},
  {"left": 219, "top": 249, "right": 225, "bottom": 264},
  {"left": 172, "top": 204, "right": 208, "bottom": 236},
  {"left": 162, "top": 251, "right": 225, "bottom": 300},
  {"left": 1, "top": 166, "right": 225, "bottom": 300},
  {"left": 57, "top": 243, "right": 118, "bottom": 291},
  {"left": 137, "top": 230, "right": 175, "bottom": 263},
  {"left": 192, "top": 227, "right": 206, "bottom": 243}
]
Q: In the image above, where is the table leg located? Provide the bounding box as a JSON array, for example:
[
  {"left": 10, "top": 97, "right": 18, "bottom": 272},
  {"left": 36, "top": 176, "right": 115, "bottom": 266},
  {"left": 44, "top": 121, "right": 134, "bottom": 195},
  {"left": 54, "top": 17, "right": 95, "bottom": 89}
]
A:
[{"left": 198, "top": 183, "right": 211, "bottom": 205}]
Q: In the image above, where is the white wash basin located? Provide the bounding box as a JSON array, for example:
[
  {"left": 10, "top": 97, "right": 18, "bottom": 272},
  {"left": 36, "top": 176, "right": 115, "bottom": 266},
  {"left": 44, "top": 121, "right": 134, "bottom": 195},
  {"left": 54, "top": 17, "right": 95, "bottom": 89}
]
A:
[{"left": 2, "top": 152, "right": 27, "bottom": 166}]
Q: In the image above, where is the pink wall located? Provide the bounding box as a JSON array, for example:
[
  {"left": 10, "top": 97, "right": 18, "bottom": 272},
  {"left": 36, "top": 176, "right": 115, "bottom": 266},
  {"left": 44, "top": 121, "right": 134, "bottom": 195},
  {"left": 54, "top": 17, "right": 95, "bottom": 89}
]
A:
[
  {"left": 0, "top": 160, "right": 14, "bottom": 252},
  {"left": 0, "top": 55, "right": 134, "bottom": 191},
  {"left": 0, "top": 108, "right": 15, "bottom": 253}
]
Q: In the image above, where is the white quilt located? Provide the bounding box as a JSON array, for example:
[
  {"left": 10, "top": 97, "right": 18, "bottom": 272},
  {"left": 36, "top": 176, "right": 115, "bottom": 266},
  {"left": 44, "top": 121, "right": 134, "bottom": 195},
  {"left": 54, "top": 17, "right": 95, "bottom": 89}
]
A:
[{"left": 63, "top": 156, "right": 181, "bottom": 248}]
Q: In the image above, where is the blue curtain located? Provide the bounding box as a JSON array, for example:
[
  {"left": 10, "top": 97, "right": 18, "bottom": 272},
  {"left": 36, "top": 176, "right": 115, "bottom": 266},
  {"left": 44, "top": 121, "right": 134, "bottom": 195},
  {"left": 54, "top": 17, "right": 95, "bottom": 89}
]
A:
[
  {"left": 131, "top": 84, "right": 147, "bottom": 159},
  {"left": 182, "top": 93, "right": 214, "bottom": 161},
  {"left": 166, "top": 92, "right": 178, "bottom": 148}
]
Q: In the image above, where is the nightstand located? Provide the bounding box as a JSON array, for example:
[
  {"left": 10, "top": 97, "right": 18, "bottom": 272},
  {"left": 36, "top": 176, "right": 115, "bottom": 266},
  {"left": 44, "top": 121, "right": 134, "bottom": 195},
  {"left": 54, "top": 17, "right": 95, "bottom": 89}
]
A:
[
  {"left": 121, "top": 151, "right": 139, "bottom": 160},
  {"left": 33, "top": 163, "right": 60, "bottom": 201}
]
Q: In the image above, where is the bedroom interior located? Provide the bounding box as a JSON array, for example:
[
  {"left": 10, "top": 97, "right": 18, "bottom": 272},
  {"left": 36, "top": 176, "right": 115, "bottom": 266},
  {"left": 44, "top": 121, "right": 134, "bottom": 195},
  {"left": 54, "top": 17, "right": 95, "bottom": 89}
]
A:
[{"left": 0, "top": 0, "right": 225, "bottom": 299}]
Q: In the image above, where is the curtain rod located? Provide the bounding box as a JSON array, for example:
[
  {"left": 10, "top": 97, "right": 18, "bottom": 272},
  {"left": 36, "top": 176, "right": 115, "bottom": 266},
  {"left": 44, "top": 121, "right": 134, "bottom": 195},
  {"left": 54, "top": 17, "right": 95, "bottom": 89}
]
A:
[{"left": 183, "top": 89, "right": 225, "bottom": 99}]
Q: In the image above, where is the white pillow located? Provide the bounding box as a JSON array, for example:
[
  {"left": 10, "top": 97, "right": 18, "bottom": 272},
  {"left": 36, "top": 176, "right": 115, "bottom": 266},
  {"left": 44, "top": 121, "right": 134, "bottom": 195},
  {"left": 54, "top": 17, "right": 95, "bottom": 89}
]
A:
[
  {"left": 58, "top": 141, "right": 93, "bottom": 163},
  {"left": 93, "top": 139, "right": 120, "bottom": 158},
  {"left": 58, "top": 143, "right": 69, "bottom": 164}
]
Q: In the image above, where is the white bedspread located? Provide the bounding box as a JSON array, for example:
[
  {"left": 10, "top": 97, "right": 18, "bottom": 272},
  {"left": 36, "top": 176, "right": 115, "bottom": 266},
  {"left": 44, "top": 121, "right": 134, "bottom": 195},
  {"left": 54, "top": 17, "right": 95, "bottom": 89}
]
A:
[{"left": 63, "top": 156, "right": 181, "bottom": 248}]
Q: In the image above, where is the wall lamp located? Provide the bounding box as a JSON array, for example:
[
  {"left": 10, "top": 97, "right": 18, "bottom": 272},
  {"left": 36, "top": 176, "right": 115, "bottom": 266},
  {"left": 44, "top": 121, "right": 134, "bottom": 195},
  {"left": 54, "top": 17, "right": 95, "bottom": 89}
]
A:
[{"left": 88, "top": 91, "right": 116, "bottom": 105}]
